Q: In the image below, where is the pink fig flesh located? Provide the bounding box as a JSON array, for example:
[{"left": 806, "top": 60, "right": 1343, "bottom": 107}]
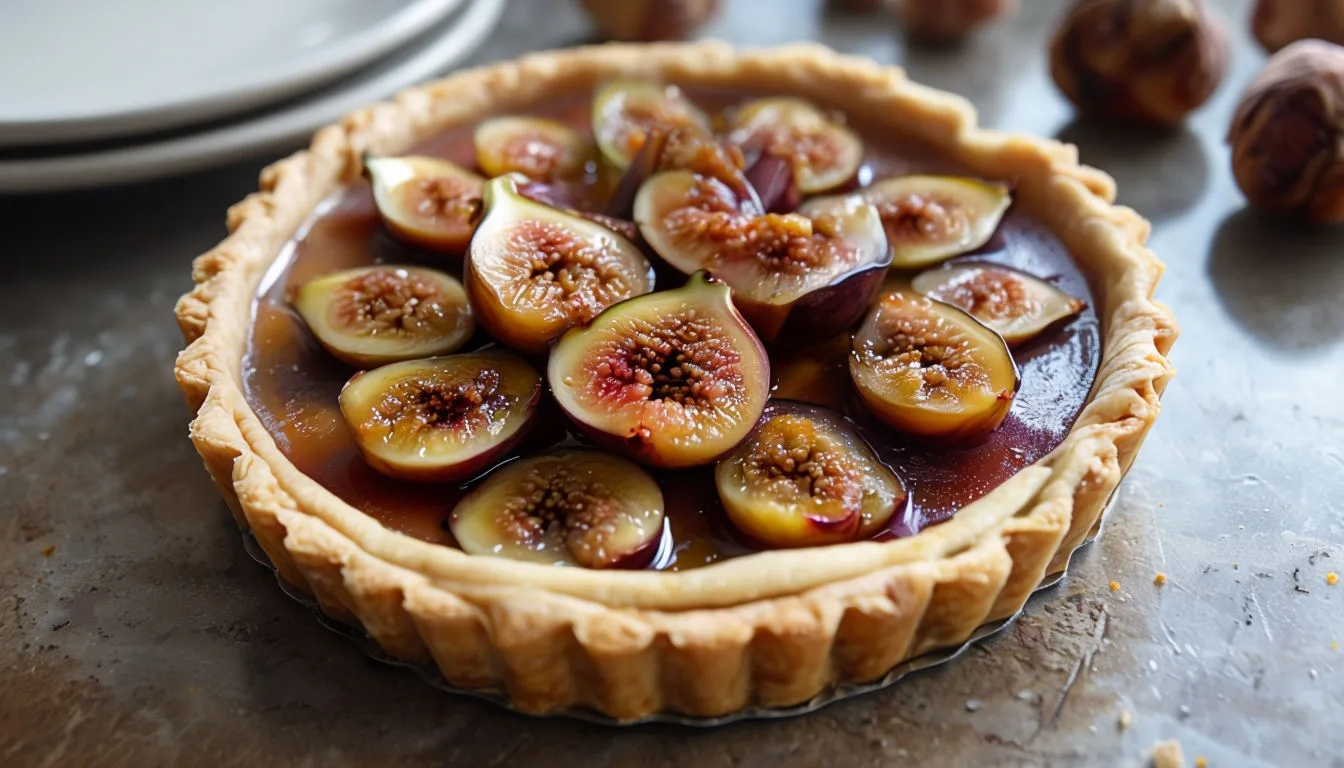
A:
[{"left": 548, "top": 272, "right": 771, "bottom": 468}]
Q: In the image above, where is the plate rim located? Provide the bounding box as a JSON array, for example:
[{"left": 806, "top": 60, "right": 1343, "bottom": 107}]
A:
[
  {"left": 0, "top": 0, "right": 466, "bottom": 146},
  {"left": 0, "top": 0, "right": 505, "bottom": 194}
]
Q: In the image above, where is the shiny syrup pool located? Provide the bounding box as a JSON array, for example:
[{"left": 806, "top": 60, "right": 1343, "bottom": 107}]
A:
[{"left": 243, "top": 90, "right": 1101, "bottom": 571}]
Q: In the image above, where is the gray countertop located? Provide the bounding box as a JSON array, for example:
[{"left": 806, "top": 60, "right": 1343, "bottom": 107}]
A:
[{"left": 2, "top": 0, "right": 1341, "bottom": 765}]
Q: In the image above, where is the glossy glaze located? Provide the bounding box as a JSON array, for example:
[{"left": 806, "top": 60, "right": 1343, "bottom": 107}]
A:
[{"left": 243, "top": 89, "right": 1100, "bottom": 570}]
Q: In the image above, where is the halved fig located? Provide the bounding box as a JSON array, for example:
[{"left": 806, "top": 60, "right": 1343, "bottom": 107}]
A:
[
  {"left": 727, "top": 97, "right": 864, "bottom": 194},
  {"left": 466, "top": 175, "right": 655, "bottom": 354},
  {"left": 366, "top": 155, "right": 485, "bottom": 253},
  {"left": 802, "top": 175, "right": 1012, "bottom": 269},
  {"left": 635, "top": 170, "right": 890, "bottom": 344},
  {"left": 474, "top": 116, "right": 591, "bottom": 181},
  {"left": 591, "top": 80, "right": 711, "bottom": 169},
  {"left": 850, "top": 291, "right": 1019, "bottom": 445},
  {"left": 716, "top": 401, "right": 906, "bottom": 548},
  {"left": 912, "top": 263, "right": 1086, "bottom": 347},
  {"left": 606, "top": 125, "right": 757, "bottom": 217},
  {"left": 548, "top": 272, "right": 771, "bottom": 468},
  {"left": 294, "top": 266, "right": 474, "bottom": 367},
  {"left": 449, "top": 450, "right": 665, "bottom": 568},
  {"left": 339, "top": 351, "right": 541, "bottom": 482}
]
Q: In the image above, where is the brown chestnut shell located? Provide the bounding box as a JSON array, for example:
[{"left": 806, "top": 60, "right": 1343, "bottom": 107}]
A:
[
  {"left": 579, "top": 0, "right": 721, "bottom": 42},
  {"left": 899, "top": 0, "right": 1017, "bottom": 41},
  {"left": 1252, "top": 0, "right": 1344, "bottom": 54},
  {"left": 1049, "top": 0, "right": 1230, "bottom": 126},
  {"left": 1229, "top": 39, "right": 1344, "bottom": 225}
]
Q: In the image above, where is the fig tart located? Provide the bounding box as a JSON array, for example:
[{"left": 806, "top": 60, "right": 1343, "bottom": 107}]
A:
[{"left": 174, "top": 42, "right": 1175, "bottom": 721}]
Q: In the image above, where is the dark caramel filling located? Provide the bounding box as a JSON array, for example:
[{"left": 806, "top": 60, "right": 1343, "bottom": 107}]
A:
[{"left": 243, "top": 91, "right": 1100, "bottom": 570}]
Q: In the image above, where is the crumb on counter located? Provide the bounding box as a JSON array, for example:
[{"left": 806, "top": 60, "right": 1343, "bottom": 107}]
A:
[
  {"left": 1332, "top": 641, "right": 1339, "bottom": 652},
  {"left": 41, "top": 545, "right": 55, "bottom": 557},
  {"left": 1151, "top": 739, "right": 1185, "bottom": 768},
  {"left": 1327, "top": 572, "right": 1338, "bottom": 586},
  {"left": 1232, "top": 562, "right": 1239, "bottom": 569},
  {"left": 1154, "top": 573, "right": 1167, "bottom": 586},
  {"left": 1119, "top": 709, "right": 1132, "bottom": 731},
  {"left": 1110, "top": 580, "right": 1122, "bottom": 592},
  {"left": 1196, "top": 757, "right": 1208, "bottom": 768}
]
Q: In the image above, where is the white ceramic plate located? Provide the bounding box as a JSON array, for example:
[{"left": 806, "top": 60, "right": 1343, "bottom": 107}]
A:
[
  {"left": 0, "top": 0, "right": 465, "bottom": 146},
  {"left": 0, "top": 0, "right": 505, "bottom": 194}
]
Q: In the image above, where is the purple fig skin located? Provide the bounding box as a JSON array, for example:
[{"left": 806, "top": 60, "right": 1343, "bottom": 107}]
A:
[
  {"left": 605, "top": 129, "right": 670, "bottom": 217},
  {"left": 802, "top": 511, "right": 863, "bottom": 535},
  {"left": 602, "top": 520, "right": 669, "bottom": 570},
  {"left": 763, "top": 260, "right": 890, "bottom": 348},
  {"left": 723, "top": 513, "right": 861, "bottom": 551},
  {"left": 576, "top": 211, "right": 641, "bottom": 242},
  {"left": 516, "top": 179, "right": 641, "bottom": 241},
  {"left": 635, "top": 170, "right": 889, "bottom": 347},
  {"left": 515, "top": 179, "right": 581, "bottom": 209},
  {"left": 363, "top": 426, "right": 524, "bottom": 483},
  {"left": 745, "top": 154, "right": 803, "bottom": 214},
  {"left": 868, "top": 502, "right": 919, "bottom": 541}
]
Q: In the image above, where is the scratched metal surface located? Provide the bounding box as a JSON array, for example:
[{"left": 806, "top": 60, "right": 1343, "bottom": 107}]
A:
[{"left": 2, "top": 0, "right": 1342, "bottom": 765}]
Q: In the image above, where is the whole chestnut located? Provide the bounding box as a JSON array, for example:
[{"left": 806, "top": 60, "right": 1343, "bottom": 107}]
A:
[
  {"left": 578, "top": 0, "right": 719, "bottom": 41},
  {"left": 1253, "top": 0, "right": 1344, "bottom": 54},
  {"left": 828, "top": 0, "right": 891, "bottom": 13},
  {"left": 1229, "top": 40, "right": 1344, "bottom": 225},
  {"left": 899, "top": 0, "right": 1016, "bottom": 42},
  {"left": 1049, "top": 0, "right": 1229, "bottom": 125}
]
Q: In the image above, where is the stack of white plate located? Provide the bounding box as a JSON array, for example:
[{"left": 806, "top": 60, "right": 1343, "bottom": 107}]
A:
[{"left": 0, "top": 0, "right": 505, "bottom": 193}]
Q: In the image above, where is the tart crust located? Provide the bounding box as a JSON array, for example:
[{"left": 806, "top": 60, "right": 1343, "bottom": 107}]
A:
[{"left": 174, "top": 42, "right": 1175, "bottom": 721}]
